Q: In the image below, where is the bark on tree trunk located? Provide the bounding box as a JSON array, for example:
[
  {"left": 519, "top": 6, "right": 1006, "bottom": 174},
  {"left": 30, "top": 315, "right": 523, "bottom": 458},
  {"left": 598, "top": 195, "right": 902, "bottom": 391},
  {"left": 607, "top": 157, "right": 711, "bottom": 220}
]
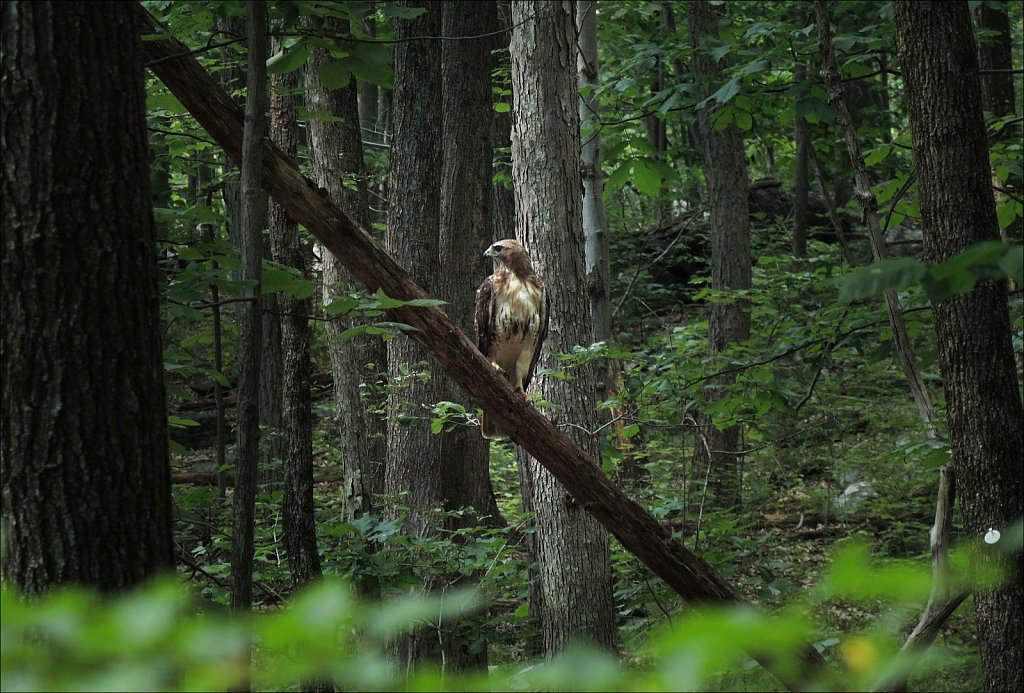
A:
[
  {"left": 893, "top": 4, "right": 1024, "bottom": 691},
  {"left": 511, "top": 0, "right": 620, "bottom": 657},
  {"left": 0, "top": 0, "right": 174, "bottom": 593},
  {"left": 434, "top": 1, "right": 506, "bottom": 671},
  {"left": 231, "top": 0, "right": 267, "bottom": 614},
  {"left": 304, "top": 21, "right": 387, "bottom": 525},
  {"left": 690, "top": 0, "right": 753, "bottom": 510},
  {"left": 269, "top": 37, "right": 321, "bottom": 590},
  {"left": 383, "top": 0, "right": 450, "bottom": 671}
]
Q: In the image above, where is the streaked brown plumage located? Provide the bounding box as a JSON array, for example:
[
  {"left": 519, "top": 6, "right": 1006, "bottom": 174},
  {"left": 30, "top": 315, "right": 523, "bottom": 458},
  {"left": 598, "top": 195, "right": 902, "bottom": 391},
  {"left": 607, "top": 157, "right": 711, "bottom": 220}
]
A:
[{"left": 475, "top": 239, "right": 549, "bottom": 439}]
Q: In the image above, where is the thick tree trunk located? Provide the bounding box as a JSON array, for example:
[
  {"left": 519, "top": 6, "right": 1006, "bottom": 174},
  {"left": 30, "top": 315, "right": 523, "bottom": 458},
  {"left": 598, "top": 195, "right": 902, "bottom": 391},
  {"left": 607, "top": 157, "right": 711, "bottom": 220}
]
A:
[
  {"left": 511, "top": 0, "right": 619, "bottom": 657},
  {"left": 434, "top": 0, "right": 505, "bottom": 671},
  {"left": 893, "top": 4, "right": 1024, "bottom": 691},
  {"left": 689, "top": 0, "right": 753, "bottom": 510},
  {"left": 231, "top": 0, "right": 267, "bottom": 613},
  {"left": 0, "top": 0, "right": 173, "bottom": 593},
  {"left": 383, "top": 0, "right": 450, "bottom": 671},
  {"left": 269, "top": 38, "right": 321, "bottom": 590},
  {"left": 135, "top": 12, "right": 831, "bottom": 684},
  {"left": 439, "top": 1, "right": 504, "bottom": 528},
  {"left": 304, "top": 22, "right": 387, "bottom": 523}
]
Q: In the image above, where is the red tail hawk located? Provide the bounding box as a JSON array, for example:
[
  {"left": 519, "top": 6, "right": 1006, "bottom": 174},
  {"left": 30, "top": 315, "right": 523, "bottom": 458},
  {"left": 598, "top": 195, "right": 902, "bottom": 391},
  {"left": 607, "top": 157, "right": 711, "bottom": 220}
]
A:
[{"left": 475, "top": 239, "right": 549, "bottom": 439}]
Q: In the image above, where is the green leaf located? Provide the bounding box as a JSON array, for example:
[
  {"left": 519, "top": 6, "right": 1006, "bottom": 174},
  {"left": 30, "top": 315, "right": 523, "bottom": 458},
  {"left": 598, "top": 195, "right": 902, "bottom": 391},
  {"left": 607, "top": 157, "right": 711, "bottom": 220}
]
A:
[
  {"left": 261, "top": 265, "right": 315, "bottom": 299},
  {"left": 338, "top": 322, "right": 417, "bottom": 341},
  {"left": 493, "top": 102, "right": 511, "bottom": 113},
  {"left": 168, "top": 415, "right": 200, "bottom": 428},
  {"left": 147, "top": 93, "right": 186, "bottom": 115},
  {"left": 316, "top": 61, "right": 352, "bottom": 90},
  {"left": 996, "top": 198, "right": 1022, "bottom": 231},
  {"left": 836, "top": 257, "right": 927, "bottom": 302},
  {"left": 734, "top": 109, "right": 752, "bottom": 131},
  {"left": 379, "top": 3, "right": 429, "bottom": 18},
  {"left": 863, "top": 145, "right": 891, "bottom": 167},
  {"left": 266, "top": 40, "right": 310, "bottom": 75},
  {"left": 922, "top": 240, "right": 1018, "bottom": 301},
  {"left": 999, "top": 243, "right": 1024, "bottom": 283},
  {"left": 710, "top": 77, "right": 741, "bottom": 105},
  {"left": 325, "top": 295, "right": 359, "bottom": 316},
  {"left": 632, "top": 159, "right": 661, "bottom": 197},
  {"left": 712, "top": 107, "right": 734, "bottom": 132},
  {"left": 342, "top": 43, "right": 393, "bottom": 89}
]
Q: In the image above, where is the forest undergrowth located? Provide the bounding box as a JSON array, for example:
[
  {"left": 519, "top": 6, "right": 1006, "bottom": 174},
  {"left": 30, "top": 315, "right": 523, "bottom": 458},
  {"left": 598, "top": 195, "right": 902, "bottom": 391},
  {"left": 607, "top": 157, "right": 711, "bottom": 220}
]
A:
[{"left": 157, "top": 212, "right": 1012, "bottom": 691}]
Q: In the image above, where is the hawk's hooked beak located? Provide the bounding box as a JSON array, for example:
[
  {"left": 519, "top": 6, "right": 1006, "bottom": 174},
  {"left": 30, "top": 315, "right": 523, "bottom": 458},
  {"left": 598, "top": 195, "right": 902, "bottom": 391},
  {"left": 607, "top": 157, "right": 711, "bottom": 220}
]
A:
[{"left": 483, "top": 246, "right": 498, "bottom": 259}]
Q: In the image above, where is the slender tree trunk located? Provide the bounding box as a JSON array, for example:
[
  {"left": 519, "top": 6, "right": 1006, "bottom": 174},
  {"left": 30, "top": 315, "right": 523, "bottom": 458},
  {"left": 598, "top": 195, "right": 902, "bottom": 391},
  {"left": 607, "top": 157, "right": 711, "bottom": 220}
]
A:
[
  {"left": 976, "top": 0, "right": 1021, "bottom": 241},
  {"left": 231, "top": 0, "right": 267, "bottom": 614},
  {"left": 815, "top": 0, "right": 938, "bottom": 434},
  {"left": 205, "top": 224, "right": 229, "bottom": 498},
  {"left": 578, "top": 0, "right": 612, "bottom": 364},
  {"left": 270, "top": 38, "right": 321, "bottom": 590},
  {"left": 491, "top": 1, "right": 515, "bottom": 242},
  {"left": 215, "top": 15, "right": 245, "bottom": 499},
  {"left": 1, "top": 0, "right": 173, "bottom": 593},
  {"left": 793, "top": 63, "right": 810, "bottom": 259},
  {"left": 578, "top": 0, "right": 637, "bottom": 480},
  {"left": 893, "top": 4, "right": 1024, "bottom": 691},
  {"left": 304, "top": 20, "right": 387, "bottom": 526},
  {"left": 690, "top": 0, "right": 752, "bottom": 510},
  {"left": 511, "top": 0, "right": 619, "bottom": 657}
]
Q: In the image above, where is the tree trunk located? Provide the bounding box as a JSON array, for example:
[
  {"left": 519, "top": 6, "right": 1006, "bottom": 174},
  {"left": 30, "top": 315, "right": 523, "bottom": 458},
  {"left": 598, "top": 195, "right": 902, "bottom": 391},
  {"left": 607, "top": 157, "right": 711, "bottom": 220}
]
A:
[
  {"left": 383, "top": 0, "right": 449, "bottom": 671},
  {"left": 491, "top": 1, "right": 515, "bottom": 243},
  {"left": 815, "top": 0, "right": 939, "bottom": 434},
  {"left": 269, "top": 37, "right": 321, "bottom": 590},
  {"left": 976, "top": 0, "right": 1021, "bottom": 241},
  {"left": 689, "top": 0, "right": 753, "bottom": 510},
  {"left": 793, "top": 62, "right": 810, "bottom": 259},
  {"left": 0, "top": 0, "right": 173, "bottom": 593},
  {"left": 304, "top": 22, "right": 387, "bottom": 525},
  {"left": 893, "top": 4, "right": 1023, "bottom": 691},
  {"left": 578, "top": 0, "right": 612, "bottom": 365},
  {"left": 231, "top": 0, "right": 267, "bottom": 613},
  {"left": 433, "top": 0, "right": 506, "bottom": 672},
  {"left": 511, "top": 0, "right": 619, "bottom": 657},
  {"left": 578, "top": 0, "right": 638, "bottom": 481}
]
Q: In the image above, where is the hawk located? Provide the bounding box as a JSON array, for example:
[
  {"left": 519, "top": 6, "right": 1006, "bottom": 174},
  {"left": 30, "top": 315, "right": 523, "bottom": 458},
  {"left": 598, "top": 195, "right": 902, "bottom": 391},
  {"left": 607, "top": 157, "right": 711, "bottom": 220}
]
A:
[{"left": 475, "top": 239, "right": 550, "bottom": 439}]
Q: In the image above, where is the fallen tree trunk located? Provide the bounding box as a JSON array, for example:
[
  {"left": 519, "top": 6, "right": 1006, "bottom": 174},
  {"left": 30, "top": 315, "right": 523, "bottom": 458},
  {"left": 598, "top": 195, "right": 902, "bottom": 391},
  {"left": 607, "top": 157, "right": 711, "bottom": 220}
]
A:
[{"left": 135, "top": 5, "right": 827, "bottom": 683}]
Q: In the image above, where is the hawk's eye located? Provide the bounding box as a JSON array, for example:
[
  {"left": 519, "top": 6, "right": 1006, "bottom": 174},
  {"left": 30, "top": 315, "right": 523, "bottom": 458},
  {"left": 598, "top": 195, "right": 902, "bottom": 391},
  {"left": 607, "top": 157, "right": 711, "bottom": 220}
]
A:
[{"left": 492, "top": 245, "right": 504, "bottom": 253}]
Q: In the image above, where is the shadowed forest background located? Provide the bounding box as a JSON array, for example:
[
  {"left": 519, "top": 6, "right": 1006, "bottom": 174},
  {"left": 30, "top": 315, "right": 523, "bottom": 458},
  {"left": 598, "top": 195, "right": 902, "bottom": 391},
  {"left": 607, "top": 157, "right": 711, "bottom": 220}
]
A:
[{"left": 1, "top": 1, "right": 1022, "bottom": 691}]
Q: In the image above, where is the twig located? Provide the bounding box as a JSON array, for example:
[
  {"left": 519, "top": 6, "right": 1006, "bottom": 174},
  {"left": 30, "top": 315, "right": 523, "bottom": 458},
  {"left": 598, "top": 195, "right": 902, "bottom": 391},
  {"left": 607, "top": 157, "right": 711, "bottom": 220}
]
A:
[
  {"left": 145, "top": 36, "right": 245, "bottom": 68},
  {"left": 873, "top": 466, "right": 970, "bottom": 693}
]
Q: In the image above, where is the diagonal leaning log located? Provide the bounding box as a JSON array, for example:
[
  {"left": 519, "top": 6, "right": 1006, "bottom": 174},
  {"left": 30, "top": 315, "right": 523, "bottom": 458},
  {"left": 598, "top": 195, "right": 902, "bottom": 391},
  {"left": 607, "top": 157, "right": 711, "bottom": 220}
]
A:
[{"left": 134, "top": 4, "right": 827, "bottom": 683}]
